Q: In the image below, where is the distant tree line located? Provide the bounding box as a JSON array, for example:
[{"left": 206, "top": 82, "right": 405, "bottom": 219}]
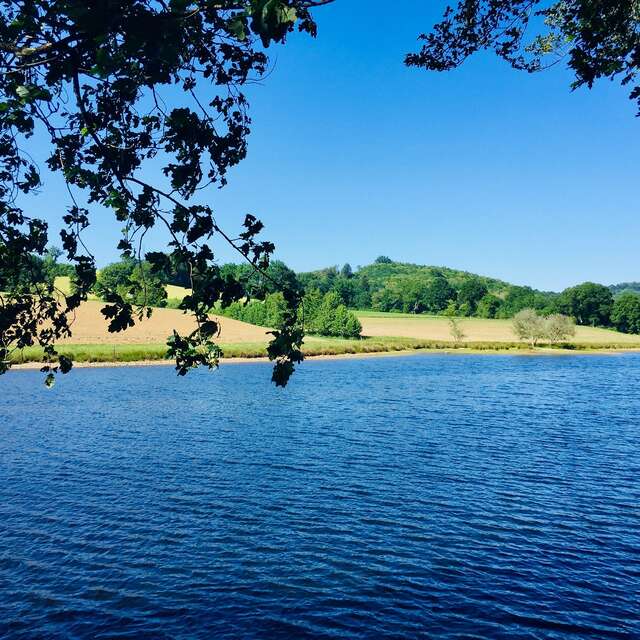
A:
[
  {"left": 15, "top": 252, "right": 640, "bottom": 339},
  {"left": 296, "top": 259, "right": 640, "bottom": 335},
  {"left": 609, "top": 282, "right": 640, "bottom": 296}
]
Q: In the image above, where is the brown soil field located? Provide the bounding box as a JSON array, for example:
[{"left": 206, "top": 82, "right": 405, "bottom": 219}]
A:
[
  {"left": 60, "top": 301, "right": 270, "bottom": 345},
  {"left": 357, "top": 314, "right": 640, "bottom": 345}
]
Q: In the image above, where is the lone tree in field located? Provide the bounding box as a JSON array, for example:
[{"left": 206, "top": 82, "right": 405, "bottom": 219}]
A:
[
  {"left": 2, "top": 0, "right": 638, "bottom": 385},
  {"left": 447, "top": 316, "right": 465, "bottom": 345},
  {"left": 512, "top": 309, "right": 547, "bottom": 348},
  {"left": 544, "top": 313, "right": 576, "bottom": 343},
  {"left": 449, "top": 319, "right": 465, "bottom": 345}
]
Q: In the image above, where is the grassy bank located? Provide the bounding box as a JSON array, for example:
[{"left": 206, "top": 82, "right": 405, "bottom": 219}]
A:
[{"left": 9, "top": 336, "right": 640, "bottom": 366}]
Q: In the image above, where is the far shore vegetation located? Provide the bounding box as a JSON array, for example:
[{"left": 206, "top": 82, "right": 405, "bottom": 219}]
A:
[
  {"left": 39, "top": 252, "right": 640, "bottom": 338},
  {"left": 10, "top": 338, "right": 640, "bottom": 368},
  {"left": 3, "top": 253, "right": 640, "bottom": 369}
]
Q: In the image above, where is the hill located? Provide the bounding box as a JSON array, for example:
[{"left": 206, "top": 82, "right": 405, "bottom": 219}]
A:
[
  {"left": 353, "top": 261, "right": 509, "bottom": 293},
  {"left": 610, "top": 282, "right": 640, "bottom": 296},
  {"left": 297, "top": 258, "right": 558, "bottom": 317},
  {"left": 299, "top": 260, "right": 510, "bottom": 295}
]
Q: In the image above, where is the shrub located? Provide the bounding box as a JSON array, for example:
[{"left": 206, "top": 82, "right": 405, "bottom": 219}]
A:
[
  {"left": 512, "top": 309, "right": 575, "bottom": 346},
  {"left": 306, "top": 291, "right": 362, "bottom": 338},
  {"left": 218, "top": 290, "right": 361, "bottom": 339},
  {"left": 448, "top": 317, "right": 465, "bottom": 343}
]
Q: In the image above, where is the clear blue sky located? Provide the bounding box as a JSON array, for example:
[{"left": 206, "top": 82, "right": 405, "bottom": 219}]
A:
[{"left": 32, "top": 1, "right": 638, "bottom": 291}]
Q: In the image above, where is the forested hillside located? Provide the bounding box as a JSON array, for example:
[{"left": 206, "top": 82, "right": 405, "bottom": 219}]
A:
[
  {"left": 298, "top": 256, "right": 558, "bottom": 319},
  {"left": 12, "top": 251, "right": 639, "bottom": 335}
]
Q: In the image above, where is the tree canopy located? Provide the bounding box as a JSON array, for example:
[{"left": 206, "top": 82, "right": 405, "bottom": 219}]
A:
[
  {"left": 611, "top": 293, "right": 640, "bottom": 335},
  {"left": 407, "top": 0, "right": 640, "bottom": 115},
  {"left": 557, "top": 282, "right": 614, "bottom": 327},
  {"left": 0, "top": 0, "right": 326, "bottom": 385},
  {"left": 1, "top": 0, "right": 638, "bottom": 386}
]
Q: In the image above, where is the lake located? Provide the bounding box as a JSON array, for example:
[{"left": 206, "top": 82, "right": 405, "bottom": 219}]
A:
[{"left": 1, "top": 354, "right": 639, "bottom": 639}]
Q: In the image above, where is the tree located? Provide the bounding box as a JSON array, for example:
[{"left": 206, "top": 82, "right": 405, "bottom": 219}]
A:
[
  {"left": 611, "top": 293, "right": 640, "bottom": 334},
  {"left": 243, "top": 260, "right": 301, "bottom": 297},
  {"left": 610, "top": 282, "right": 640, "bottom": 296},
  {"left": 558, "top": 282, "right": 614, "bottom": 327},
  {"left": 333, "top": 276, "right": 357, "bottom": 307},
  {"left": 352, "top": 275, "right": 372, "bottom": 309},
  {"left": 476, "top": 294, "right": 502, "bottom": 319},
  {"left": 448, "top": 317, "right": 465, "bottom": 344},
  {"left": 95, "top": 260, "right": 168, "bottom": 308},
  {"left": 0, "top": 252, "right": 46, "bottom": 291},
  {"left": 264, "top": 292, "right": 289, "bottom": 329},
  {"left": 496, "top": 286, "right": 536, "bottom": 318},
  {"left": 43, "top": 247, "right": 75, "bottom": 282},
  {"left": 340, "top": 263, "right": 353, "bottom": 279},
  {"left": 407, "top": 1, "right": 640, "bottom": 115},
  {"left": 457, "top": 279, "right": 488, "bottom": 316},
  {"left": 512, "top": 308, "right": 546, "bottom": 347},
  {"left": 1, "top": 0, "right": 327, "bottom": 386},
  {"left": 374, "top": 256, "right": 393, "bottom": 264},
  {"left": 426, "top": 275, "right": 456, "bottom": 313},
  {"left": 544, "top": 314, "right": 576, "bottom": 343},
  {"left": 298, "top": 266, "right": 338, "bottom": 295},
  {"left": 371, "top": 281, "right": 403, "bottom": 312},
  {"left": 4, "top": 0, "right": 638, "bottom": 386}
]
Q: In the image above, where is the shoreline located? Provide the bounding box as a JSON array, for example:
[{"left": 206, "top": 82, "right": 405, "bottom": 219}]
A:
[{"left": 9, "top": 346, "right": 640, "bottom": 371}]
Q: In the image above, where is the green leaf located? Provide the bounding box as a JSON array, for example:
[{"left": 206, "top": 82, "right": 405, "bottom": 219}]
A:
[
  {"left": 228, "top": 16, "right": 247, "bottom": 41},
  {"left": 16, "top": 85, "right": 31, "bottom": 99}
]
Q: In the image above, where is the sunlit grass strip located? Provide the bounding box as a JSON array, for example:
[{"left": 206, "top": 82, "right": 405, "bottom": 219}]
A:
[
  {"left": 10, "top": 344, "right": 172, "bottom": 364},
  {"left": 8, "top": 337, "right": 640, "bottom": 366}
]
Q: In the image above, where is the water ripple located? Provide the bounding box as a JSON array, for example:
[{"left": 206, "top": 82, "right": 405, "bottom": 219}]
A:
[{"left": 1, "top": 354, "right": 639, "bottom": 639}]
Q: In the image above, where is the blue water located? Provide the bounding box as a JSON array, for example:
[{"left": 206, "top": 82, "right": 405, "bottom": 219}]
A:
[{"left": 1, "top": 354, "right": 639, "bottom": 639}]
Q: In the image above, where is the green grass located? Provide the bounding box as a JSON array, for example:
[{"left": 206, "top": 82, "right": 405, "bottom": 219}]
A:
[
  {"left": 8, "top": 336, "right": 640, "bottom": 366},
  {"left": 10, "top": 343, "right": 171, "bottom": 365},
  {"left": 354, "top": 309, "right": 442, "bottom": 319}
]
